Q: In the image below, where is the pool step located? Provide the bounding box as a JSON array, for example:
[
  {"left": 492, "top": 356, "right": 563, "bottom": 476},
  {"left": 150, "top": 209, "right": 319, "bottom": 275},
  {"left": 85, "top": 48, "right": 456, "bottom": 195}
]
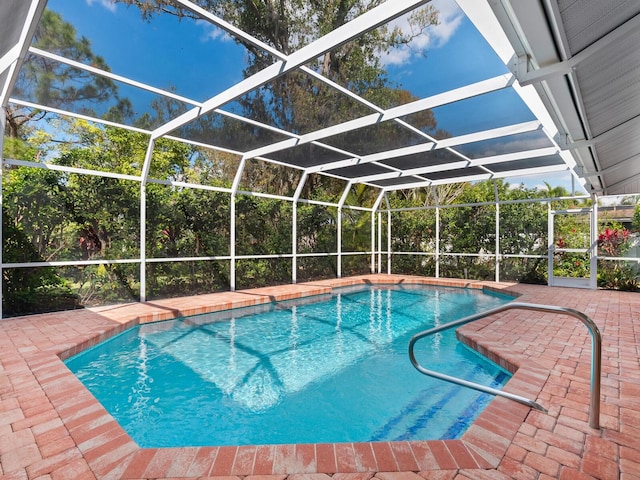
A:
[{"left": 370, "top": 361, "right": 503, "bottom": 441}]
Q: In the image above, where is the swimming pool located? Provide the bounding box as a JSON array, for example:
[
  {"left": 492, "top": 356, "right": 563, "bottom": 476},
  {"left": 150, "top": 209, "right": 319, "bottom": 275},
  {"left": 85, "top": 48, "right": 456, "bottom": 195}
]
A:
[{"left": 66, "top": 284, "right": 513, "bottom": 448}]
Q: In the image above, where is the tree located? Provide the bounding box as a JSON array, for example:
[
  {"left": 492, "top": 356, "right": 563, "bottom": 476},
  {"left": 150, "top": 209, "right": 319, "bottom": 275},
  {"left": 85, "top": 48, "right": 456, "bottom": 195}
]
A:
[
  {"left": 115, "top": 1, "right": 437, "bottom": 58},
  {"left": 114, "top": 0, "right": 440, "bottom": 197},
  {"left": 2, "top": 205, "right": 81, "bottom": 316},
  {"left": 5, "top": 10, "right": 120, "bottom": 139},
  {"left": 2, "top": 165, "right": 70, "bottom": 259},
  {"left": 498, "top": 182, "right": 548, "bottom": 283}
]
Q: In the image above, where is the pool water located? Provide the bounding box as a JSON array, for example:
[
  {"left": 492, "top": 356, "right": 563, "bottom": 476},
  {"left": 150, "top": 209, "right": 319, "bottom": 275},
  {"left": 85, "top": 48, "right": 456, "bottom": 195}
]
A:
[{"left": 66, "top": 284, "right": 513, "bottom": 447}]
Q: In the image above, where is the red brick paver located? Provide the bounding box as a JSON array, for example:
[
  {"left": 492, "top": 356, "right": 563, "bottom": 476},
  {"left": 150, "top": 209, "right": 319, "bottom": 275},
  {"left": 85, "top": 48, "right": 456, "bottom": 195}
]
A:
[{"left": 1, "top": 275, "right": 638, "bottom": 479}]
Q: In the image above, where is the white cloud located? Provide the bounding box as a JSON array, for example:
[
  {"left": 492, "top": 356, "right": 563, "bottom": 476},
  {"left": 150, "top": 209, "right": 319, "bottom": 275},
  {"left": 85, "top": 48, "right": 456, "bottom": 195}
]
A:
[
  {"left": 196, "top": 19, "right": 234, "bottom": 43},
  {"left": 429, "top": 0, "right": 465, "bottom": 47},
  {"left": 382, "top": 46, "right": 414, "bottom": 66},
  {"left": 503, "top": 172, "right": 585, "bottom": 194},
  {"left": 381, "top": 0, "right": 464, "bottom": 66},
  {"left": 86, "top": 0, "right": 117, "bottom": 13}
]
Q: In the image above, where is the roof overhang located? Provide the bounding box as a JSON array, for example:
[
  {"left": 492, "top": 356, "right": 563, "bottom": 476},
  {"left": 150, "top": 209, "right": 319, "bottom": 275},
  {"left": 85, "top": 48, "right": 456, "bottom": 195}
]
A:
[{"left": 480, "top": 0, "right": 640, "bottom": 196}]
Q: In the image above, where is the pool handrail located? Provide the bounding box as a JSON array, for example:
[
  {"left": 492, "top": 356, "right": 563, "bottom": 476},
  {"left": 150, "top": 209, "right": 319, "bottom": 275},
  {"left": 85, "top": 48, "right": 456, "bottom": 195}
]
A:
[{"left": 408, "top": 301, "right": 601, "bottom": 429}]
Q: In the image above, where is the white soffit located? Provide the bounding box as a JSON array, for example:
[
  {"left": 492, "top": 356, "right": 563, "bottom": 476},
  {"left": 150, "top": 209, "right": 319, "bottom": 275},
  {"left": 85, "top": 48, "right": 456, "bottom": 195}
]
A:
[{"left": 482, "top": 0, "right": 640, "bottom": 196}]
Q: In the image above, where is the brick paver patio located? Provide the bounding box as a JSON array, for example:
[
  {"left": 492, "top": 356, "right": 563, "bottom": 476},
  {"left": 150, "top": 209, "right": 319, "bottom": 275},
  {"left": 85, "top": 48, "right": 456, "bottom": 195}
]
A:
[{"left": 1, "top": 275, "right": 639, "bottom": 479}]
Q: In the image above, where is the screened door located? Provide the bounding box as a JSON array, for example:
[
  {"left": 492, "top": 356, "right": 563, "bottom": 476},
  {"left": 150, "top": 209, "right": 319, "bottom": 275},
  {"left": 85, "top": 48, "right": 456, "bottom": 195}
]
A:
[{"left": 548, "top": 208, "right": 597, "bottom": 289}]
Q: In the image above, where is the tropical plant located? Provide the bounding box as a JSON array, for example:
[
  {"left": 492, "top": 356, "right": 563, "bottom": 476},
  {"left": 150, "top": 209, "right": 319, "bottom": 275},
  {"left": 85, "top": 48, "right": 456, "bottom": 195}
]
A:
[{"left": 596, "top": 224, "right": 638, "bottom": 291}]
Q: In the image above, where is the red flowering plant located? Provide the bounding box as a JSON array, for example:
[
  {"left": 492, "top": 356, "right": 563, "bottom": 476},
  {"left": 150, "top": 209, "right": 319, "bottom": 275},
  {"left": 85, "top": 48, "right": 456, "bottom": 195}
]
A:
[
  {"left": 597, "top": 225, "right": 639, "bottom": 291},
  {"left": 597, "top": 227, "right": 630, "bottom": 257}
]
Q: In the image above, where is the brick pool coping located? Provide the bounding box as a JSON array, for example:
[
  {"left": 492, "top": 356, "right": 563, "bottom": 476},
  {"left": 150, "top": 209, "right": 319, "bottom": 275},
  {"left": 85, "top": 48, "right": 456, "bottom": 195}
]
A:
[{"left": 1, "top": 274, "right": 638, "bottom": 479}]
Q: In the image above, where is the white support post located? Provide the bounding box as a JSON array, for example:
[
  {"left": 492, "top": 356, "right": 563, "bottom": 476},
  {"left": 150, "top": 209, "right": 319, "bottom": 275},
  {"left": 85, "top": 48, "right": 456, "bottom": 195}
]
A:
[
  {"left": 0, "top": 108, "right": 5, "bottom": 319},
  {"left": 547, "top": 202, "right": 554, "bottom": 286},
  {"left": 433, "top": 188, "right": 440, "bottom": 278},
  {"left": 590, "top": 198, "right": 598, "bottom": 289},
  {"left": 230, "top": 158, "right": 247, "bottom": 291},
  {"left": 230, "top": 193, "right": 236, "bottom": 290},
  {"left": 0, "top": 0, "right": 48, "bottom": 317},
  {"left": 495, "top": 201, "right": 501, "bottom": 282},
  {"left": 384, "top": 191, "right": 391, "bottom": 275},
  {"left": 371, "top": 191, "right": 386, "bottom": 274},
  {"left": 371, "top": 210, "right": 376, "bottom": 273},
  {"left": 337, "top": 207, "right": 342, "bottom": 278},
  {"left": 377, "top": 210, "right": 382, "bottom": 273},
  {"left": 291, "top": 172, "right": 308, "bottom": 284},
  {"left": 140, "top": 183, "right": 147, "bottom": 302},
  {"left": 387, "top": 207, "right": 392, "bottom": 274},
  {"left": 494, "top": 181, "right": 500, "bottom": 283},
  {"left": 139, "top": 140, "right": 155, "bottom": 303},
  {"left": 435, "top": 206, "right": 440, "bottom": 278},
  {"left": 383, "top": 193, "right": 392, "bottom": 274},
  {"left": 292, "top": 204, "right": 298, "bottom": 284},
  {"left": 336, "top": 183, "right": 352, "bottom": 279}
]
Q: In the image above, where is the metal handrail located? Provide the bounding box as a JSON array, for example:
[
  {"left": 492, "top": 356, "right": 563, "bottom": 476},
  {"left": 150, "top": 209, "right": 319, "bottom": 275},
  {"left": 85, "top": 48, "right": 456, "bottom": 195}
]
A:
[{"left": 408, "top": 302, "right": 602, "bottom": 429}]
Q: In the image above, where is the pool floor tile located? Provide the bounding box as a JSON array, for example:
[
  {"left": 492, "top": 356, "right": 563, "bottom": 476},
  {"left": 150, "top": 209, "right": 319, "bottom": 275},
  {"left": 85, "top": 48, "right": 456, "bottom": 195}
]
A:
[{"left": 1, "top": 275, "right": 639, "bottom": 479}]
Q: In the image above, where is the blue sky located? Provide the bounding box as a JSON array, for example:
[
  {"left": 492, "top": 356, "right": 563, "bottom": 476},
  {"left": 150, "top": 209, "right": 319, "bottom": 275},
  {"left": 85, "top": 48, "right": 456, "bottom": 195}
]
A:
[
  {"left": 43, "top": 0, "right": 582, "bottom": 193},
  {"left": 48, "top": 0, "right": 247, "bottom": 101},
  {"left": 47, "top": 0, "right": 507, "bottom": 103}
]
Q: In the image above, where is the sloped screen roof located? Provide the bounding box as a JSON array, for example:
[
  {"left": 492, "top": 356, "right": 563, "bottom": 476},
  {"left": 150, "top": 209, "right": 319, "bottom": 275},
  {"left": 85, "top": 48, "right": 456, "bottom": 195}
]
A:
[{"left": 1, "top": 0, "right": 638, "bottom": 196}]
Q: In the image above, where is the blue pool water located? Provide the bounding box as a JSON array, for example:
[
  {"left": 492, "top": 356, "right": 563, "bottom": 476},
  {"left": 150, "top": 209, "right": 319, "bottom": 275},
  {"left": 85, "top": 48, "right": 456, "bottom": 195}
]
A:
[{"left": 66, "top": 284, "right": 513, "bottom": 448}]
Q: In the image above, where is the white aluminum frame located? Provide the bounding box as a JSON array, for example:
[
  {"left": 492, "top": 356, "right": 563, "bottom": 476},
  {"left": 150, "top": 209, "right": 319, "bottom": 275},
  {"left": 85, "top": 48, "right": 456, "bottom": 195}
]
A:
[
  {"left": 547, "top": 207, "right": 597, "bottom": 289},
  {"left": 381, "top": 190, "right": 592, "bottom": 285},
  {"left": 1, "top": 0, "right": 615, "bottom": 317}
]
